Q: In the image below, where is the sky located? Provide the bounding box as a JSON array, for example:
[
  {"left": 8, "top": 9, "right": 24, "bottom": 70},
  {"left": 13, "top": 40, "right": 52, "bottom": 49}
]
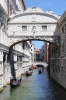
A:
[
  {"left": 24, "top": 0, "right": 66, "bottom": 49},
  {"left": 32, "top": 41, "right": 44, "bottom": 49}
]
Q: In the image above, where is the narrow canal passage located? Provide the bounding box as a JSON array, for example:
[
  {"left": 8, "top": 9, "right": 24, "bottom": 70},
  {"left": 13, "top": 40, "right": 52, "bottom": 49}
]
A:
[{"left": 0, "top": 69, "right": 66, "bottom": 100}]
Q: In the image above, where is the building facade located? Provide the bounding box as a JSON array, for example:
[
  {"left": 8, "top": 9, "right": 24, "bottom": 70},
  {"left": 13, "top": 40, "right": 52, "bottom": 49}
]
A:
[
  {"left": 39, "top": 46, "right": 44, "bottom": 61},
  {"left": 0, "top": 0, "right": 33, "bottom": 91},
  {"left": 44, "top": 42, "right": 49, "bottom": 63},
  {"left": 0, "top": 0, "right": 26, "bottom": 15},
  {"left": 49, "top": 11, "right": 66, "bottom": 89}
]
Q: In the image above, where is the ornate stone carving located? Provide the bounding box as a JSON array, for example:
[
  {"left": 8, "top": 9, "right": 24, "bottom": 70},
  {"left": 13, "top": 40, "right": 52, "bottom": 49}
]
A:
[
  {"left": 32, "top": 15, "right": 36, "bottom": 22},
  {"left": 32, "top": 26, "right": 36, "bottom": 31}
]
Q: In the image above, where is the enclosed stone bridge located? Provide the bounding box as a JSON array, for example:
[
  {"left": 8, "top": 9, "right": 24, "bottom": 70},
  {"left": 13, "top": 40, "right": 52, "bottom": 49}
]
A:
[
  {"left": 33, "top": 62, "right": 48, "bottom": 68},
  {"left": 7, "top": 7, "right": 60, "bottom": 48}
]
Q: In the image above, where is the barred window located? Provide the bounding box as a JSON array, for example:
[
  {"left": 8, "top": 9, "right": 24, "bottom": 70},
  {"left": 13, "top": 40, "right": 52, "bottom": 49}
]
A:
[
  {"left": 62, "top": 26, "right": 64, "bottom": 33},
  {"left": 22, "top": 26, "right": 27, "bottom": 31},
  {"left": 65, "top": 24, "right": 66, "bottom": 32},
  {"left": 42, "top": 26, "right": 47, "bottom": 31},
  {"left": 58, "top": 66, "right": 60, "bottom": 73},
  {"left": 62, "top": 44, "right": 64, "bottom": 51}
]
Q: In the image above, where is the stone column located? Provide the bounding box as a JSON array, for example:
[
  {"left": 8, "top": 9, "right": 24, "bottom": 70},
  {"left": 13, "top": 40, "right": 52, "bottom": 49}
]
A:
[
  {"left": 8, "top": 47, "right": 16, "bottom": 79},
  {"left": 0, "top": 51, "right": 3, "bottom": 90}
]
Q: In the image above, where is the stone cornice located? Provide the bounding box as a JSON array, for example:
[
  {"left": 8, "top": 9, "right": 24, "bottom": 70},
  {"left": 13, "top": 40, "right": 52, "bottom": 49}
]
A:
[
  {"left": 58, "top": 11, "right": 66, "bottom": 26},
  {"left": 8, "top": 12, "right": 59, "bottom": 23},
  {"left": 8, "top": 22, "right": 57, "bottom": 25},
  {"left": 0, "top": 4, "right": 8, "bottom": 19},
  {"left": 0, "top": 43, "right": 9, "bottom": 53},
  {"left": 22, "top": 0, "right": 26, "bottom": 10}
]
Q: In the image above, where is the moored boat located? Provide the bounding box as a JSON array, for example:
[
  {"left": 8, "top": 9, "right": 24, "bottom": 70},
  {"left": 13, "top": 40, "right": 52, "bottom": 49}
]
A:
[
  {"left": 26, "top": 71, "right": 33, "bottom": 76},
  {"left": 29, "top": 67, "right": 33, "bottom": 70},
  {"left": 32, "top": 66, "right": 37, "bottom": 69},
  {"left": 38, "top": 69, "right": 41, "bottom": 74},
  {"left": 10, "top": 75, "right": 22, "bottom": 88}
]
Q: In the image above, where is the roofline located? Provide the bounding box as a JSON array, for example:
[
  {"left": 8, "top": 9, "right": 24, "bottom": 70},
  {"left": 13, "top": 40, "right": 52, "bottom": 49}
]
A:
[
  {"left": 8, "top": 12, "right": 59, "bottom": 23},
  {"left": 58, "top": 11, "right": 66, "bottom": 25},
  {"left": 0, "top": 4, "right": 8, "bottom": 19},
  {"left": 22, "top": 0, "right": 26, "bottom": 10}
]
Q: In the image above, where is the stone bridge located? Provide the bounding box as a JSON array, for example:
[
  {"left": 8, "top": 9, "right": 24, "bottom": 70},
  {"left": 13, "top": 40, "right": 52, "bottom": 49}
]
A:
[
  {"left": 33, "top": 62, "right": 48, "bottom": 68},
  {"left": 7, "top": 7, "right": 60, "bottom": 48}
]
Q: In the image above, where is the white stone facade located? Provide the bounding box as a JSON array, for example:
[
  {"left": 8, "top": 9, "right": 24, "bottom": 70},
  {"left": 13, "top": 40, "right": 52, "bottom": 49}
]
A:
[{"left": 0, "top": 1, "right": 32, "bottom": 91}]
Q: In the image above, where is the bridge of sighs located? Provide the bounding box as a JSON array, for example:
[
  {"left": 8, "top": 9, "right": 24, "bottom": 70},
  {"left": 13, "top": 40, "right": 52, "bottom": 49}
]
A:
[{"left": 7, "top": 7, "right": 60, "bottom": 48}]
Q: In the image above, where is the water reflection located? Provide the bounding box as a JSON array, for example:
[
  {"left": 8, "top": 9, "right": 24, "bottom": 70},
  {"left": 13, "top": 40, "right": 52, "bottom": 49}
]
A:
[{"left": 0, "top": 69, "right": 66, "bottom": 100}]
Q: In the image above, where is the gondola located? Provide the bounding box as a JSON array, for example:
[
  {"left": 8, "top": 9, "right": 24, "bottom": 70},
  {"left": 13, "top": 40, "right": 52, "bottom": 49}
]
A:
[
  {"left": 26, "top": 71, "right": 33, "bottom": 76},
  {"left": 29, "top": 67, "right": 33, "bottom": 70},
  {"left": 10, "top": 75, "right": 22, "bottom": 88},
  {"left": 38, "top": 69, "right": 41, "bottom": 74}
]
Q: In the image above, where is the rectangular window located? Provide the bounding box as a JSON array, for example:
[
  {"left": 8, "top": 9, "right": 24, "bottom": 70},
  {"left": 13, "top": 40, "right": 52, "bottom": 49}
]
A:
[
  {"left": 22, "top": 26, "right": 27, "bottom": 31},
  {"left": 62, "top": 44, "right": 64, "bottom": 51},
  {"left": 42, "top": 26, "right": 47, "bottom": 31},
  {"left": 61, "top": 67, "right": 63, "bottom": 75},
  {"left": 58, "top": 66, "right": 60, "bottom": 73},
  {"left": 53, "top": 65, "right": 54, "bottom": 72},
  {"left": 55, "top": 65, "right": 57, "bottom": 72},
  {"left": 62, "top": 26, "right": 64, "bottom": 33},
  {"left": 65, "top": 24, "right": 66, "bottom": 32}
]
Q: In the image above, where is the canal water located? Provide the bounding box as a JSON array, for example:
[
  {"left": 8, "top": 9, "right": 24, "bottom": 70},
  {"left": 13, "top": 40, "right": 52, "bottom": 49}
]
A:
[{"left": 0, "top": 69, "right": 66, "bottom": 100}]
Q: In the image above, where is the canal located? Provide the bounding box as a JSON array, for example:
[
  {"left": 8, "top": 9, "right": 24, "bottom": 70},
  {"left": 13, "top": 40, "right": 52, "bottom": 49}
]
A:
[{"left": 0, "top": 69, "right": 66, "bottom": 100}]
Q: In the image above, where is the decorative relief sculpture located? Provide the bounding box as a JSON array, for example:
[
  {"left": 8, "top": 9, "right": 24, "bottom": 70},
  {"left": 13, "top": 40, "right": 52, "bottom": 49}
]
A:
[
  {"left": 32, "top": 15, "right": 36, "bottom": 22},
  {"left": 32, "top": 26, "right": 36, "bottom": 32}
]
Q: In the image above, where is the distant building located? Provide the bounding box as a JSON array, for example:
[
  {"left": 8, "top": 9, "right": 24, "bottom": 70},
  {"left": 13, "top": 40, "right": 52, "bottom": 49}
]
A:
[
  {"left": 0, "top": 0, "right": 26, "bottom": 15},
  {"left": 31, "top": 43, "right": 35, "bottom": 63},
  {"left": 39, "top": 46, "right": 44, "bottom": 61},
  {"left": 44, "top": 42, "right": 49, "bottom": 63},
  {"left": 34, "top": 49, "right": 40, "bottom": 61}
]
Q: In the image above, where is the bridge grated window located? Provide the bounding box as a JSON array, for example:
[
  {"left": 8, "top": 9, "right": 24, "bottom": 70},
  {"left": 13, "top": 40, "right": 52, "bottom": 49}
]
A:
[
  {"left": 62, "top": 26, "right": 64, "bottom": 33},
  {"left": 22, "top": 26, "right": 27, "bottom": 31},
  {"left": 42, "top": 26, "right": 47, "bottom": 31}
]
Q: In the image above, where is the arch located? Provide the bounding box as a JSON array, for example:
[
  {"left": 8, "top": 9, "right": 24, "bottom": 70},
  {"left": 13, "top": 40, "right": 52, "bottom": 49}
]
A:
[{"left": 9, "top": 39, "right": 60, "bottom": 50}]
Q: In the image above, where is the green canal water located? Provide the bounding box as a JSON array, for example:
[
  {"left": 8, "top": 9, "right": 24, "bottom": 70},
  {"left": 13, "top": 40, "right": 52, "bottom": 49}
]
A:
[{"left": 0, "top": 69, "right": 66, "bottom": 100}]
